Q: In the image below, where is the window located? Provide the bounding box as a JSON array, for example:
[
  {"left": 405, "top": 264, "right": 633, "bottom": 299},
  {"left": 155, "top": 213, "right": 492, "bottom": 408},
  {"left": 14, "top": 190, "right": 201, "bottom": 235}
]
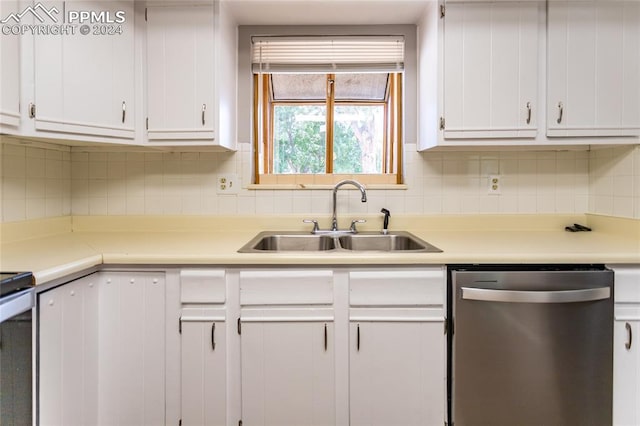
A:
[{"left": 252, "top": 36, "right": 404, "bottom": 186}]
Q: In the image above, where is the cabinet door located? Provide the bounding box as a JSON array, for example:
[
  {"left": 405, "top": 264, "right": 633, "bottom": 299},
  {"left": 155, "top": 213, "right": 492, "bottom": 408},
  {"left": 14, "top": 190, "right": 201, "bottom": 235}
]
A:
[
  {"left": 181, "top": 316, "right": 226, "bottom": 426},
  {"left": 241, "top": 321, "right": 335, "bottom": 426},
  {"left": 547, "top": 1, "right": 640, "bottom": 137},
  {"left": 39, "top": 274, "right": 99, "bottom": 426},
  {"left": 443, "top": 2, "right": 538, "bottom": 139},
  {"left": 349, "top": 321, "right": 445, "bottom": 426},
  {"left": 614, "top": 317, "right": 640, "bottom": 426},
  {"left": 33, "top": 0, "right": 135, "bottom": 139},
  {"left": 98, "top": 272, "right": 165, "bottom": 426},
  {"left": 0, "top": 0, "right": 20, "bottom": 129},
  {"left": 146, "top": 5, "right": 215, "bottom": 141}
]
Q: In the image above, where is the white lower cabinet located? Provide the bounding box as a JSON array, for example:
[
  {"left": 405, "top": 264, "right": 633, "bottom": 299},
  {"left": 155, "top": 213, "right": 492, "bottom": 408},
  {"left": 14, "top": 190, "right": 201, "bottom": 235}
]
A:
[
  {"left": 349, "top": 269, "right": 446, "bottom": 426},
  {"left": 241, "top": 320, "right": 335, "bottom": 426},
  {"left": 40, "top": 266, "right": 449, "bottom": 426},
  {"left": 239, "top": 269, "right": 335, "bottom": 426},
  {"left": 39, "top": 273, "right": 99, "bottom": 425},
  {"left": 614, "top": 318, "right": 640, "bottom": 426},
  {"left": 611, "top": 265, "right": 640, "bottom": 426},
  {"left": 180, "top": 312, "right": 226, "bottom": 426},
  {"left": 349, "top": 321, "right": 444, "bottom": 426},
  {"left": 38, "top": 271, "right": 166, "bottom": 426},
  {"left": 237, "top": 267, "right": 446, "bottom": 426},
  {"left": 179, "top": 269, "right": 227, "bottom": 426}
]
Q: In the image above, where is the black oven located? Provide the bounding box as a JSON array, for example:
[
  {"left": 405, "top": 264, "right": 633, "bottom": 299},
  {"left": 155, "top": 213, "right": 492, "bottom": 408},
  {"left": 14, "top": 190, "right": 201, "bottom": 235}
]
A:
[{"left": 0, "top": 272, "right": 35, "bottom": 426}]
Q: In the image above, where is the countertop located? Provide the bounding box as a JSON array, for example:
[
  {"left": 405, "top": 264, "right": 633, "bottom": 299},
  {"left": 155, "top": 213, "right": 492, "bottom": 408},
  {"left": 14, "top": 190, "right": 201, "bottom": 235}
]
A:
[{"left": 1, "top": 214, "right": 638, "bottom": 285}]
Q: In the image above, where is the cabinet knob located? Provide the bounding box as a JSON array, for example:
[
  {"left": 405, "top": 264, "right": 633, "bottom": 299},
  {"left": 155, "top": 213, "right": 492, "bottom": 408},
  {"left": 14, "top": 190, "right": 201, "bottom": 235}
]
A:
[
  {"left": 48, "top": 300, "right": 54, "bottom": 306},
  {"left": 153, "top": 278, "right": 158, "bottom": 284},
  {"left": 130, "top": 278, "right": 135, "bottom": 284},
  {"left": 70, "top": 290, "right": 75, "bottom": 296}
]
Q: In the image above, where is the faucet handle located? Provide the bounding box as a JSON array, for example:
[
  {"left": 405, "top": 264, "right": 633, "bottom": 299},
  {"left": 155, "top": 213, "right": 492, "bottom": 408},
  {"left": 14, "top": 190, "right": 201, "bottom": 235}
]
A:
[
  {"left": 303, "top": 219, "right": 320, "bottom": 234},
  {"left": 350, "top": 219, "right": 366, "bottom": 233}
]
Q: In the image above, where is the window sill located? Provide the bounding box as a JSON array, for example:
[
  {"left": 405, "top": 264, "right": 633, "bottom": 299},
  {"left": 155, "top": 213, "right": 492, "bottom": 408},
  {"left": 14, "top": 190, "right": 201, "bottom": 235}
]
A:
[{"left": 247, "top": 183, "right": 408, "bottom": 190}]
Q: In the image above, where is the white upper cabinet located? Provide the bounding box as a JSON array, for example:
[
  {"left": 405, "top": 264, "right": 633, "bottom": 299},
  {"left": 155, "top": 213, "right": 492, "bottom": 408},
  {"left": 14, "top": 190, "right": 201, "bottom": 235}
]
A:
[
  {"left": 0, "top": 0, "right": 21, "bottom": 131},
  {"left": 443, "top": 2, "right": 539, "bottom": 139},
  {"left": 547, "top": 1, "right": 640, "bottom": 137},
  {"left": 146, "top": 2, "right": 236, "bottom": 149},
  {"left": 419, "top": 1, "right": 542, "bottom": 150},
  {"left": 33, "top": 1, "right": 135, "bottom": 140},
  {"left": 419, "top": 0, "right": 640, "bottom": 150}
]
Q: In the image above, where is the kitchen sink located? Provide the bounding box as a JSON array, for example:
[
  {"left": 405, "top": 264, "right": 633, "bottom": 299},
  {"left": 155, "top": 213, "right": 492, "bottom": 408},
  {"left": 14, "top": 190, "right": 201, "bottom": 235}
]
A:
[
  {"left": 238, "top": 231, "right": 442, "bottom": 253},
  {"left": 338, "top": 232, "right": 442, "bottom": 252},
  {"left": 246, "top": 233, "right": 337, "bottom": 252}
]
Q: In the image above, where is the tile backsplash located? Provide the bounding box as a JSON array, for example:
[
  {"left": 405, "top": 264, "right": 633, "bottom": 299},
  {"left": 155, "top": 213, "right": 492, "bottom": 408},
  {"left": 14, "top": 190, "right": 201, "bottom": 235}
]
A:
[
  {"left": 0, "top": 142, "right": 71, "bottom": 222},
  {"left": 1, "top": 139, "right": 639, "bottom": 223},
  {"left": 589, "top": 145, "right": 640, "bottom": 219}
]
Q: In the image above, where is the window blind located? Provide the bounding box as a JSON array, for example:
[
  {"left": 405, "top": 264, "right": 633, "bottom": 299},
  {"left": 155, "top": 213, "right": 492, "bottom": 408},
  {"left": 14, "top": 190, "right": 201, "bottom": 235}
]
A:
[{"left": 251, "top": 35, "right": 405, "bottom": 73}]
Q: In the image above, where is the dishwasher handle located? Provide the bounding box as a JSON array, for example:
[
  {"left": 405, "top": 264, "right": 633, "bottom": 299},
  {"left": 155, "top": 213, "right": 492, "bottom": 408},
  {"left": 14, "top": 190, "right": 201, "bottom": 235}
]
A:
[{"left": 460, "top": 286, "right": 610, "bottom": 304}]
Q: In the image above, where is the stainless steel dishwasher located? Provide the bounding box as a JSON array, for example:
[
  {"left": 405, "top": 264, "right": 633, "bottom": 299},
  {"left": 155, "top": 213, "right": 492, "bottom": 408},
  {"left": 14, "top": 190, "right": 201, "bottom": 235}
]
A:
[{"left": 448, "top": 265, "right": 613, "bottom": 426}]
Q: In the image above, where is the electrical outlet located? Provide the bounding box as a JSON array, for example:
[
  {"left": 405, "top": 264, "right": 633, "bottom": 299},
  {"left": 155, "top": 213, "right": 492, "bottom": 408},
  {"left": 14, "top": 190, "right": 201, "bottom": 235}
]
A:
[
  {"left": 488, "top": 175, "right": 501, "bottom": 195},
  {"left": 217, "top": 174, "right": 239, "bottom": 194}
]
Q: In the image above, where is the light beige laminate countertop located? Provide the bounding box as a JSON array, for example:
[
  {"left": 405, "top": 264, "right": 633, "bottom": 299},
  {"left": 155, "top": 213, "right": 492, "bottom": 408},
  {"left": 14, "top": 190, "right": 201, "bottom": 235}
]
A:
[{"left": 1, "top": 214, "right": 638, "bottom": 285}]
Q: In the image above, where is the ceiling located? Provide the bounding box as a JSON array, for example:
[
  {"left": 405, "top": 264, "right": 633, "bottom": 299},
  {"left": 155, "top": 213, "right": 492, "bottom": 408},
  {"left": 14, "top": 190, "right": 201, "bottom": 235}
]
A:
[{"left": 223, "top": 0, "right": 430, "bottom": 25}]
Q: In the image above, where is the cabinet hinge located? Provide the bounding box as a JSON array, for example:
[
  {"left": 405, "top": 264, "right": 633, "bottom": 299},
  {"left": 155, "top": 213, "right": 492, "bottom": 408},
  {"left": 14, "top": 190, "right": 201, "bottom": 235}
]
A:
[
  {"left": 440, "top": 4, "right": 445, "bottom": 18},
  {"left": 179, "top": 317, "right": 182, "bottom": 334},
  {"left": 439, "top": 116, "right": 445, "bottom": 130},
  {"left": 237, "top": 317, "right": 241, "bottom": 335},
  {"left": 145, "top": 7, "right": 148, "bottom": 21},
  {"left": 28, "top": 103, "right": 36, "bottom": 119}
]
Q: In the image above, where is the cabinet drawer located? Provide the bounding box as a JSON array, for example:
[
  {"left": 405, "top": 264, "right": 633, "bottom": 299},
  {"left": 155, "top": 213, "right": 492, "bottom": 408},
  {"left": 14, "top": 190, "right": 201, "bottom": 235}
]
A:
[
  {"left": 612, "top": 266, "right": 640, "bottom": 303},
  {"left": 349, "top": 269, "right": 444, "bottom": 307},
  {"left": 180, "top": 269, "right": 225, "bottom": 304},
  {"left": 240, "top": 270, "right": 333, "bottom": 305}
]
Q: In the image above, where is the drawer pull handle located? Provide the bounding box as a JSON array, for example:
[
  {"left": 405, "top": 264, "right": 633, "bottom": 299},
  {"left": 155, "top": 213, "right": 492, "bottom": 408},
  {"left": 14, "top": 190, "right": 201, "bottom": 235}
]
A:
[
  {"left": 526, "top": 102, "right": 532, "bottom": 125},
  {"left": 626, "top": 322, "right": 633, "bottom": 350},
  {"left": 357, "top": 324, "right": 360, "bottom": 351},
  {"left": 202, "top": 104, "right": 206, "bottom": 126},
  {"left": 122, "top": 101, "right": 126, "bottom": 123}
]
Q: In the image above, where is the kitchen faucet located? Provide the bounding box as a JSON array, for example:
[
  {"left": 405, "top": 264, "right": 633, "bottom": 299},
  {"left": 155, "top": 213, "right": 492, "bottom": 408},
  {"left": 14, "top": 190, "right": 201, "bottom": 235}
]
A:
[
  {"left": 331, "top": 179, "right": 367, "bottom": 232},
  {"left": 303, "top": 179, "right": 367, "bottom": 233}
]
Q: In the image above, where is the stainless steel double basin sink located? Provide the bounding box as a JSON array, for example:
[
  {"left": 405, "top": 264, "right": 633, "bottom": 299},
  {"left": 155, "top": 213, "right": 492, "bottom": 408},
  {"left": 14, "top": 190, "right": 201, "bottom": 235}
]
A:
[{"left": 238, "top": 231, "right": 442, "bottom": 253}]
